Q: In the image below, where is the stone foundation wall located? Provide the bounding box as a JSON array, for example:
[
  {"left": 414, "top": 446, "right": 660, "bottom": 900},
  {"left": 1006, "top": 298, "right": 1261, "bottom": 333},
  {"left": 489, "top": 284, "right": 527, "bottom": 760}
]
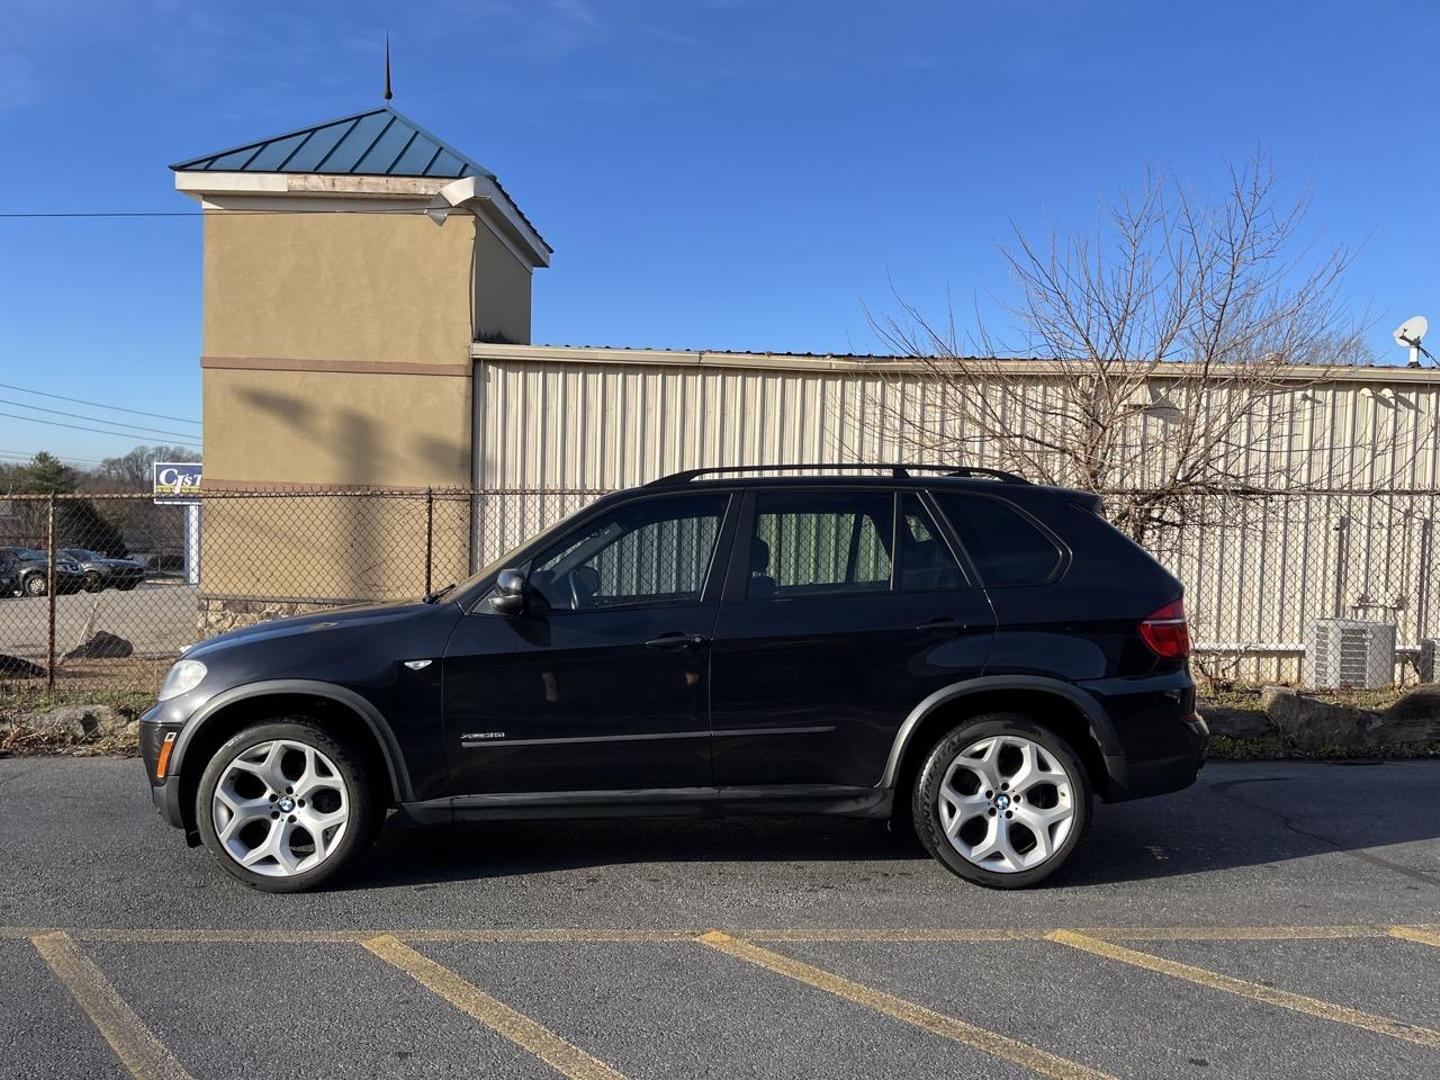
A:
[{"left": 198, "top": 596, "right": 360, "bottom": 637}]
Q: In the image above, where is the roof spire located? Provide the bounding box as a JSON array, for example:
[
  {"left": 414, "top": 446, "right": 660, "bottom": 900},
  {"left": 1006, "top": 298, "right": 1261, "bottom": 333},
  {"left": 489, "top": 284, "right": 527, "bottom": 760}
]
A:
[{"left": 383, "top": 34, "right": 393, "bottom": 101}]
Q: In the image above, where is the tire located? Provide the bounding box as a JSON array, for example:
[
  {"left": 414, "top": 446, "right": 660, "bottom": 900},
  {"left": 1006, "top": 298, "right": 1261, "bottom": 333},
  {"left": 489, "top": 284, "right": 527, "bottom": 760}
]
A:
[
  {"left": 83, "top": 572, "right": 104, "bottom": 593},
  {"left": 913, "top": 713, "right": 1091, "bottom": 889},
  {"left": 196, "top": 720, "right": 379, "bottom": 893},
  {"left": 22, "top": 574, "right": 46, "bottom": 597}
]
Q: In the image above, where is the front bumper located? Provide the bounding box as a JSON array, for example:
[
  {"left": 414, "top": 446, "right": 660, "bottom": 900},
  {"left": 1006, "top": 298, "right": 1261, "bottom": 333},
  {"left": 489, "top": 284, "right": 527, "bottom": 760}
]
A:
[
  {"left": 149, "top": 772, "right": 185, "bottom": 828},
  {"left": 55, "top": 572, "right": 85, "bottom": 594},
  {"left": 139, "top": 704, "right": 188, "bottom": 830}
]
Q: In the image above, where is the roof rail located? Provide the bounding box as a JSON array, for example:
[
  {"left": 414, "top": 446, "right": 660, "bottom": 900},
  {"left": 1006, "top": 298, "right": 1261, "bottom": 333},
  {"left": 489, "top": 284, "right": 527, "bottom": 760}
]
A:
[{"left": 646, "top": 463, "right": 1028, "bottom": 486}]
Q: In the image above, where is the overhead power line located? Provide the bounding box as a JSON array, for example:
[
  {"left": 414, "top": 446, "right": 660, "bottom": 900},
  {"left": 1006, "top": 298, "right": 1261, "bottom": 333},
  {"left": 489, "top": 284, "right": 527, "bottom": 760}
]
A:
[
  {"left": 0, "top": 410, "right": 199, "bottom": 450},
  {"left": 0, "top": 207, "right": 439, "bottom": 219},
  {"left": 0, "top": 381, "right": 201, "bottom": 425},
  {"left": 0, "top": 449, "right": 104, "bottom": 466},
  {"left": 0, "top": 397, "right": 199, "bottom": 440}
]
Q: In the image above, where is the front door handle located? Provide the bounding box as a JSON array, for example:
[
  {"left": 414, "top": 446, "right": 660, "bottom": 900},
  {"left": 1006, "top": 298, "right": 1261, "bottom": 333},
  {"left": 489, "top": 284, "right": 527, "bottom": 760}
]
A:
[
  {"left": 916, "top": 617, "right": 966, "bottom": 635},
  {"left": 644, "top": 632, "right": 711, "bottom": 650}
]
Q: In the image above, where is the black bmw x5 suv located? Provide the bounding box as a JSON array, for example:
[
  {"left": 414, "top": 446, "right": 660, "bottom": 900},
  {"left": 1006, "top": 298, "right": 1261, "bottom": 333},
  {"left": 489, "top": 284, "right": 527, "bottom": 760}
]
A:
[{"left": 141, "top": 464, "right": 1207, "bottom": 892}]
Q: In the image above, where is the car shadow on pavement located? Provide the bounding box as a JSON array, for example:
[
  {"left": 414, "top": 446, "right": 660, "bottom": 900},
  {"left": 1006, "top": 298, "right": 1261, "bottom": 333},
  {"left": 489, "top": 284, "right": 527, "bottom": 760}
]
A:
[
  {"left": 349, "top": 813, "right": 927, "bottom": 890},
  {"left": 1061, "top": 761, "right": 1440, "bottom": 888},
  {"left": 342, "top": 762, "right": 1440, "bottom": 891}
]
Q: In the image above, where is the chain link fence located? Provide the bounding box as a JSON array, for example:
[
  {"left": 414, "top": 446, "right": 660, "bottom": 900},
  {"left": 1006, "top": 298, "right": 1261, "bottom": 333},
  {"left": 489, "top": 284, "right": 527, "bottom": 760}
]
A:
[{"left": 2, "top": 486, "right": 1438, "bottom": 692}]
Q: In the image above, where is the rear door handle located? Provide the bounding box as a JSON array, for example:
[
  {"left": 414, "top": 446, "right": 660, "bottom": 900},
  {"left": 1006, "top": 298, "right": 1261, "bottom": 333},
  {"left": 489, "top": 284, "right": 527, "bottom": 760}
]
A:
[
  {"left": 916, "top": 617, "right": 966, "bottom": 635},
  {"left": 644, "top": 632, "right": 711, "bottom": 650}
]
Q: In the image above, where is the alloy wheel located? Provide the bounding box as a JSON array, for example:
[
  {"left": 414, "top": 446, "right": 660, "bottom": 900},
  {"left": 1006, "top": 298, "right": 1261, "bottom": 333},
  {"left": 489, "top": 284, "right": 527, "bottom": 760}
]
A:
[
  {"left": 211, "top": 739, "right": 350, "bottom": 877},
  {"left": 936, "top": 734, "right": 1076, "bottom": 873}
]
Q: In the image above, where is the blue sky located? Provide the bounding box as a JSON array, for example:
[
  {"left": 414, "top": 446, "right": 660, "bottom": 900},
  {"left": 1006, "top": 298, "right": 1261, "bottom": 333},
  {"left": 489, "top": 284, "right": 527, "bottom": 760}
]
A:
[{"left": 2, "top": 0, "right": 1438, "bottom": 463}]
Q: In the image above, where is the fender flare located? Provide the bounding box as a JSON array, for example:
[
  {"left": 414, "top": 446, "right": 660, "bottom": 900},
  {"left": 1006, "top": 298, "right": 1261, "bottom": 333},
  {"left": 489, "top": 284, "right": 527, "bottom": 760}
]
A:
[
  {"left": 878, "top": 675, "right": 1121, "bottom": 790},
  {"left": 169, "top": 679, "right": 413, "bottom": 802}
]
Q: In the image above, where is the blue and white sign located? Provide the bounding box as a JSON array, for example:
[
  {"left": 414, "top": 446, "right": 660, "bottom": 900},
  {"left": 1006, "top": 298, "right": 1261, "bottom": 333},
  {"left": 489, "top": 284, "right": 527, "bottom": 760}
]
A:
[{"left": 153, "top": 462, "right": 203, "bottom": 505}]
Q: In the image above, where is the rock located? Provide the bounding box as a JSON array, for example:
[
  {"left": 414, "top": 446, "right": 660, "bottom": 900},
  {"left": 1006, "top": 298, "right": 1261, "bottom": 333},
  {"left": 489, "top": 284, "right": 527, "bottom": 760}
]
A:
[
  {"left": 17, "top": 704, "right": 123, "bottom": 741},
  {"left": 1202, "top": 706, "right": 1273, "bottom": 739},
  {"left": 1262, "top": 685, "right": 1440, "bottom": 752},
  {"left": 0, "top": 654, "right": 45, "bottom": 679},
  {"left": 63, "top": 632, "right": 133, "bottom": 660}
]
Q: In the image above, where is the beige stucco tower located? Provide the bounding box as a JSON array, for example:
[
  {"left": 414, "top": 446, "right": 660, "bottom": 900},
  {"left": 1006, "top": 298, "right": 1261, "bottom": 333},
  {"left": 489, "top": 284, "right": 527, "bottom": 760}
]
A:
[{"left": 173, "top": 106, "right": 551, "bottom": 492}]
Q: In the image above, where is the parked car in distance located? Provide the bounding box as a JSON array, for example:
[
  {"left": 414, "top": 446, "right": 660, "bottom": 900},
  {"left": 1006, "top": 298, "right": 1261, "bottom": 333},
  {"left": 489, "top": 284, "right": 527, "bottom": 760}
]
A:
[
  {"left": 140, "top": 463, "right": 1208, "bottom": 893},
  {"left": 59, "top": 548, "right": 145, "bottom": 592},
  {"left": 0, "top": 546, "right": 85, "bottom": 597}
]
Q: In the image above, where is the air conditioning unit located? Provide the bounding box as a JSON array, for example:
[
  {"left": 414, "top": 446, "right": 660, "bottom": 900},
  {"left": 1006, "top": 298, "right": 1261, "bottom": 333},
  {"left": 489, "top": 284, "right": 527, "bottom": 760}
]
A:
[{"left": 1305, "top": 618, "right": 1396, "bottom": 689}]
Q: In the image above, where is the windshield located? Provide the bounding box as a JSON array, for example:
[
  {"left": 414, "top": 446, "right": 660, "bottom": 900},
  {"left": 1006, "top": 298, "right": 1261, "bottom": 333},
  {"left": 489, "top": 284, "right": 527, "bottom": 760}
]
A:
[
  {"left": 65, "top": 549, "right": 98, "bottom": 559},
  {"left": 15, "top": 548, "right": 45, "bottom": 560}
]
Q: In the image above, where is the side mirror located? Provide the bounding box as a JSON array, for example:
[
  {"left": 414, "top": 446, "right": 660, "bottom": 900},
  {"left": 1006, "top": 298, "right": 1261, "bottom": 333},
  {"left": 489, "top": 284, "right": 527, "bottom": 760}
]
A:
[{"left": 491, "top": 568, "right": 528, "bottom": 616}]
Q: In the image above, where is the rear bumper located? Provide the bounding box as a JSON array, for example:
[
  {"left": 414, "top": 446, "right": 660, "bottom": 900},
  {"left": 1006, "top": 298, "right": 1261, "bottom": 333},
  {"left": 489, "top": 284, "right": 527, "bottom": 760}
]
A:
[
  {"left": 1102, "top": 713, "right": 1208, "bottom": 802},
  {"left": 1079, "top": 671, "right": 1209, "bottom": 802}
]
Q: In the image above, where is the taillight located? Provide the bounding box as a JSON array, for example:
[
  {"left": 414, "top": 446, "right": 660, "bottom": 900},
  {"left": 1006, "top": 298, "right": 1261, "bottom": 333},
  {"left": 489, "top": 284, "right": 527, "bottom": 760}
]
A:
[{"left": 1139, "top": 600, "right": 1190, "bottom": 659}]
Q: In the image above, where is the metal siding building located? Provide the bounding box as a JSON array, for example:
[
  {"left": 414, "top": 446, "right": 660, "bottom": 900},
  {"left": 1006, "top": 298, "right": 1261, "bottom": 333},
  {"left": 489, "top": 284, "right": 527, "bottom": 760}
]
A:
[{"left": 471, "top": 344, "right": 1440, "bottom": 682}]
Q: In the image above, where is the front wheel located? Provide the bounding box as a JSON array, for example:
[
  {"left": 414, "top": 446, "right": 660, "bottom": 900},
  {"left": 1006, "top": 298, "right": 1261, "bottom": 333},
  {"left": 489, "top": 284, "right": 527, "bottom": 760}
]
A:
[
  {"left": 913, "top": 714, "right": 1091, "bottom": 889},
  {"left": 196, "top": 720, "right": 378, "bottom": 893},
  {"left": 22, "top": 574, "right": 46, "bottom": 597},
  {"left": 83, "top": 571, "right": 104, "bottom": 593}
]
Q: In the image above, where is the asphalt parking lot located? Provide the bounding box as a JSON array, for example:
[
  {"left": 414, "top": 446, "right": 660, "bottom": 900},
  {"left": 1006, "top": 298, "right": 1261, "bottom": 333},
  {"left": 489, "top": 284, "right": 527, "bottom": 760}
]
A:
[
  {"left": 0, "top": 583, "right": 197, "bottom": 659},
  {"left": 1, "top": 757, "right": 1438, "bottom": 1079}
]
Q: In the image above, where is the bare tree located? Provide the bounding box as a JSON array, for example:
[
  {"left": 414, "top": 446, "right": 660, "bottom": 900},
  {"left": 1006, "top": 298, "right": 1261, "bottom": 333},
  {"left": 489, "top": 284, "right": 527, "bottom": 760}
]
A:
[{"left": 869, "top": 158, "right": 1372, "bottom": 545}]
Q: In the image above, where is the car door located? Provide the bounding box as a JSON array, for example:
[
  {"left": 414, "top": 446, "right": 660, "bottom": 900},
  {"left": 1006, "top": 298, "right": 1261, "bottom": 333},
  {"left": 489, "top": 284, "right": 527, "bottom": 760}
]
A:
[
  {"left": 443, "top": 490, "right": 737, "bottom": 796},
  {"left": 707, "top": 487, "right": 996, "bottom": 790}
]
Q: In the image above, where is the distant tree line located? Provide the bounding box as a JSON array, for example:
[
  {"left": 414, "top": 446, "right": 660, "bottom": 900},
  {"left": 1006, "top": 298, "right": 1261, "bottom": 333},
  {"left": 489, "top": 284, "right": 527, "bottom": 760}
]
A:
[{"left": 0, "top": 445, "right": 195, "bottom": 558}]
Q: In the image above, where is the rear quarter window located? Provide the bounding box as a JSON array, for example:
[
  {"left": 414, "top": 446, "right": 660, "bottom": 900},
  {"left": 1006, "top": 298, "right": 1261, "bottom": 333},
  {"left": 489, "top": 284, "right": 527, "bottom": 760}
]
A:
[{"left": 933, "top": 492, "right": 1063, "bottom": 587}]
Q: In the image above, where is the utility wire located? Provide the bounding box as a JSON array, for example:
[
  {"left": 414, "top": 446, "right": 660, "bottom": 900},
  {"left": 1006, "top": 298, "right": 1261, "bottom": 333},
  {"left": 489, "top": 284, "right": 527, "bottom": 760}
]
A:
[
  {"left": 0, "top": 381, "right": 201, "bottom": 425},
  {"left": 0, "top": 448, "right": 104, "bottom": 463},
  {"left": 0, "top": 207, "right": 441, "bottom": 218},
  {"left": 0, "top": 397, "right": 198, "bottom": 440},
  {"left": 0, "top": 410, "right": 199, "bottom": 449}
]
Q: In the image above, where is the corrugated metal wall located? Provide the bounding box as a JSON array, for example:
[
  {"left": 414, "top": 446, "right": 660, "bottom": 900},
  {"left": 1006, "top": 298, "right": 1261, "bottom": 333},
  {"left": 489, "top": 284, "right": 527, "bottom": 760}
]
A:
[{"left": 473, "top": 351, "right": 1440, "bottom": 682}]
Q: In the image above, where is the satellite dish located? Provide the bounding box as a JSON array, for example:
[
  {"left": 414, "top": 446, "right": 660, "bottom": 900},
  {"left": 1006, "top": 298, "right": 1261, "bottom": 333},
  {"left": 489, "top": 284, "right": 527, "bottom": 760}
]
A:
[
  {"left": 1394, "top": 316, "right": 1428, "bottom": 348},
  {"left": 1395, "top": 316, "right": 1433, "bottom": 367}
]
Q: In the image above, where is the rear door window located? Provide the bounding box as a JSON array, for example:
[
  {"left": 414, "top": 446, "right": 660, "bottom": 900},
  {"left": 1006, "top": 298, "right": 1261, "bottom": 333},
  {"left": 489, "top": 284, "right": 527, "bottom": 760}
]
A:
[
  {"left": 897, "top": 494, "right": 968, "bottom": 591},
  {"left": 933, "top": 492, "right": 1062, "bottom": 586},
  {"left": 747, "top": 491, "right": 894, "bottom": 600}
]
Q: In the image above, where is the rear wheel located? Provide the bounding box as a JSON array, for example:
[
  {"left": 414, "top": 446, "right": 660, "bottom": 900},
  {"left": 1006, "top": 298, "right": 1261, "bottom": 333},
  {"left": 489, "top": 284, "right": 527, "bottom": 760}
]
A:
[
  {"left": 913, "top": 714, "right": 1090, "bottom": 889},
  {"left": 196, "top": 720, "right": 378, "bottom": 893}
]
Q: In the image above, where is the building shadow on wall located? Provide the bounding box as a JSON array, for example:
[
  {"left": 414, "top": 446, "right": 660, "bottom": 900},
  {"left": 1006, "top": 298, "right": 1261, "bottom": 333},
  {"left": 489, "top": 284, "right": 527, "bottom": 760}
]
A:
[
  {"left": 344, "top": 761, "right": 1440, "bottom": 891},
  {"left": 234, "top": 388, "right": 391, "bottom": 600}
]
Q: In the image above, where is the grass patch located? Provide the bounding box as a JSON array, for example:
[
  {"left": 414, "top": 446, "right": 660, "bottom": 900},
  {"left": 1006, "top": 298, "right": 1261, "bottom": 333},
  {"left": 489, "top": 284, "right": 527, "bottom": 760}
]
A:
[
  {"left": 1200, "top": 683, "right": 1409, "bottom": 713},
  {"left": 0, "top": 682, "right": 150, "bottom": 758},
  {"left": 1207, "top": 733, "right": 1440, "bottom": 762}
]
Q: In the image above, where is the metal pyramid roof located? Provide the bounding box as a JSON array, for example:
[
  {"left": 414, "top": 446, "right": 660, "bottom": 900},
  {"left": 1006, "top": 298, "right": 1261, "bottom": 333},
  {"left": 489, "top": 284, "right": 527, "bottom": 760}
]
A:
[{"left": 169, "top": 107, "right": 495, "bottom": 180}]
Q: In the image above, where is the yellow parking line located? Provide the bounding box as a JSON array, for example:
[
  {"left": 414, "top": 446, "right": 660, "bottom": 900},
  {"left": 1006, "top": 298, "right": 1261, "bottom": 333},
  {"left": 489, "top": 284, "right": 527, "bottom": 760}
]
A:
[
  {"left": 1390, "top": 926, "right": 1440, "bottom": 949},
  {"left": 361, "top": 934, "right": 627, "bottom": 1080},
  {"left": 741, "top": 928, "right": 1049, "bottom": 942},
  {"left": 697, "top": 931, "right": 1113, "bottom": 1080},
  {"left": 2, "top": 924, "right": 1436, "bottom": 945},
  {"left": 30, "top": 932, "right": 193, "bottom": 1080},
  {"left": 1087, "top": 925, "right": 1389, "bottom": 942},
  {"left": 1048, "top": 930, "right": 1440, "bottom": 1049}
]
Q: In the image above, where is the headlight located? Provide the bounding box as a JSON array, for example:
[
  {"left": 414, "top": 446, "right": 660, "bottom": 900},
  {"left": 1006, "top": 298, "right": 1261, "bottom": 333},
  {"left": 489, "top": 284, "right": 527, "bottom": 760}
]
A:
[{"left": 158, "top": 659, "right": 206, "bottom": 700}]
